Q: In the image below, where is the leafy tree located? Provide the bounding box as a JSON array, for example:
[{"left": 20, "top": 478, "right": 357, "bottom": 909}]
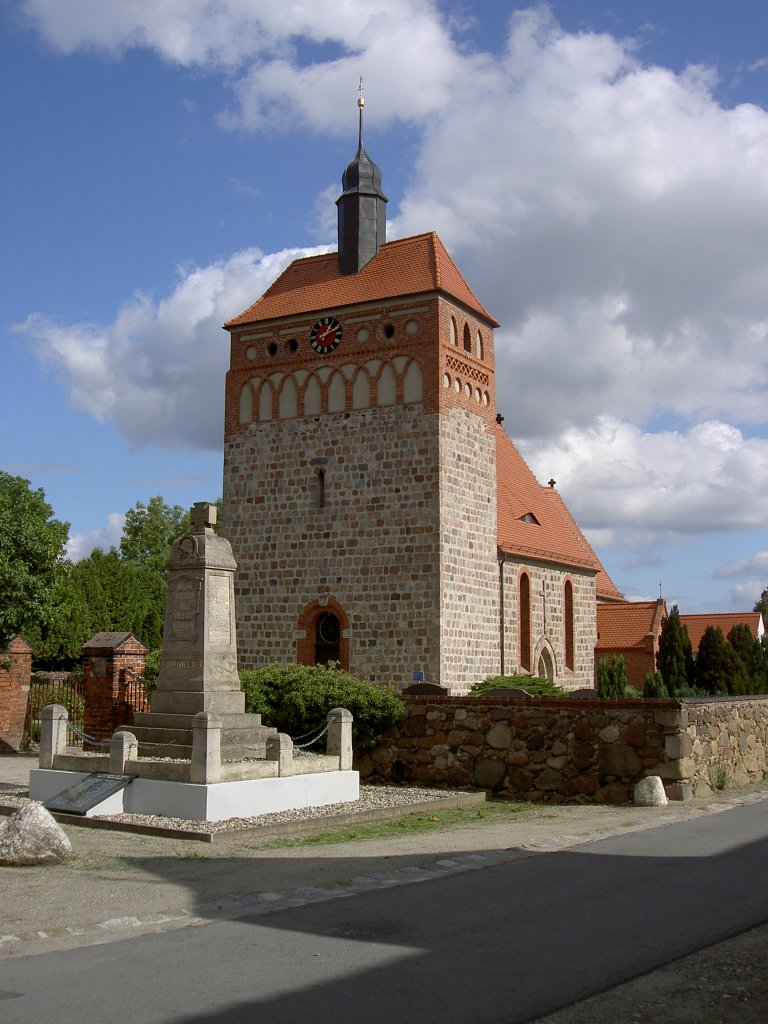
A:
[
  {"left": 656, "top": 605, "right": 694, "bottom": 696},
  {"left": 643, "top": 671, "right": 668, "bottom": 698},
  {"left": 727, "top": 623, "right": 768, "bottom": 694},
  {"left": 597, "top": 654, "right": 628, "bottom": 698},
  {"left": 696, "top": 626, "right": 749, "bottom": 695},
  {"left": 40, "top": 549, "right": 165, "bottom": 665},
  {"left": 754, "top": 588, "right": 768, "bottom": 623},
  {"left": 120, "top": 496, "right": 190, "bottom": 575},
  {"left": 0, "top": 473, "right": 69, "bottom": 644}
]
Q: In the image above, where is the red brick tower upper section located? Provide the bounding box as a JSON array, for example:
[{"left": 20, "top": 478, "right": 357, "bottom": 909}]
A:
[{"left": 223, "top": 231, "right": 499, "bottom": 440}]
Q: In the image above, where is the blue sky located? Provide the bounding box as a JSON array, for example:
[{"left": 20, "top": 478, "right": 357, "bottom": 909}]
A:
[{"left": 4, "top": 1, "right": 768, "bottom": 613}]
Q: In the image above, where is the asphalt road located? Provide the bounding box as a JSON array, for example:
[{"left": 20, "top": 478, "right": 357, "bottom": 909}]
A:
[{"left": 2, "top": 798, "right": 768, "bottom": 1024}]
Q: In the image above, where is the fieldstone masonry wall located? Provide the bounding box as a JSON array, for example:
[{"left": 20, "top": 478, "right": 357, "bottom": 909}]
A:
[
  {"left": 501, "top": 563, "right": 596, "bottom": 690},
  {"left": 438, "top": 407, "right": 499, "bottom": 691},
  {"left": 360, "top": 695, "right": 768, "bottom": 802},
  {"left": 225, "top": 403, "right": 442, "bottom": 688},
  {"left": 684, "top": 698, "right": 768, "bottom": 795}
]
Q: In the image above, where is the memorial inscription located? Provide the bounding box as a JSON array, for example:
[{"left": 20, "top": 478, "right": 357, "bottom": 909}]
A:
[{"left": 44, "top": 773, "right": 133, "bottom": 815}]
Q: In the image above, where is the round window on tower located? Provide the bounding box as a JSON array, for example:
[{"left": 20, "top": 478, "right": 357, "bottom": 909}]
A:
[{"left": 266, "top": 342, "right": 278, "bottom": 357}]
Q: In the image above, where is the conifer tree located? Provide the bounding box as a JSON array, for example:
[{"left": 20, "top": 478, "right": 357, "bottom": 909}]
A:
[
  {"left": 597, "top": 654, "right": 628, "bottom": 698},
  {"left": 656, "top": 605, "right": 694, "bottom": 695},
  {"left": 727, "top": 623, "right": 768, "bottom": 694},
  {"left": 696, "top": 626, "right": 749, "bottom": 695}
]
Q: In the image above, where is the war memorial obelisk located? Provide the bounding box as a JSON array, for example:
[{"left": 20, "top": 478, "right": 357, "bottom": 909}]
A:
[{"left": 130, "top": 502, "right": 275, "bottom": 759}]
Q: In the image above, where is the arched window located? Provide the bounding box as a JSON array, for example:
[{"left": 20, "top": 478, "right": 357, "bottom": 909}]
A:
[
  {"left": 463, "top": 323, "right": 472, "bottom": 353},
  {"left": 304, "top": 374, "right": 322, "bottom": 416},
  {"left": 315, "top": 612, "right": 340, "bottom": 665},
  {"left": 279, "top": 375, "right": 298, "bottom": 419},
  {"left": 258, "top": 381, "right": 273, "bottom": 421},
  {"left": 316, "top": 469, "right": 325, "bottom": 510},
  {"left": 519, "top": 572, "right": 531, "bottom": 672},
  {"left": 352, "top": 368, "right": 371, "bottom": 409},
  {"left": 377, "top": 363, "right": 397, "bottom": 406},
  {"left": 449, "top": 317, "right": 458, "bottom": 346},
  {"left": 403, "top": 360, "right": 423, "bottom": 403},
  {"left": 238, "top": 382, "right": 253, "bottom": 424},
  {"left": 328, "top": 371, "right": 345, "bottom": 413},
  {"left": 297, "top": 599, "right": 349, "bottom": 671},
  {"left": 476, "top": 331, "right": 484, "bottom": 359},
  {"left": 564, "top": 580, "right": 575, "bottom": 670}
]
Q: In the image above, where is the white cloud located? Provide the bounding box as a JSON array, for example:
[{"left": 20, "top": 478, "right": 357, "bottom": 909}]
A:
[
  {"left": 21, "top": 0, "right": 473, "bottom": 132},
  {"left": 16, "top": 246, "right": 329, "bottom": 450},
  {"left": 392, "top": 8, "right": 768, "bottom": 440},
  {"left": 67, "top": 512, "right": 125, "bottom": 561},
  {"left": 522, "top": 417, "right": 768, "bottom": 535},
  {"left": 18, "top": 4, "right": 768, "bottom": 549},
  {"left": 728, "top": 581, "right": 766, "bottom": 608},
  {"left": 714, "top": 551, "right": 768, "bottom": 579}
]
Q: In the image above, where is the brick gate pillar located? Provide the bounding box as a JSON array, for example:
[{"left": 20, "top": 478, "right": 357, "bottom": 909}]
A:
[
  {"left": 0, "top": 635, "right": 33, "bottom": 751},
  {"left": 81, "top": 633, "right": 148, "bottom": 749}
]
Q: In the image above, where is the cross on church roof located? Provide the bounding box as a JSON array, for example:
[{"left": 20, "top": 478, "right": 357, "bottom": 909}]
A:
[{"left": 190, "top": 502, "right": 217, "bottom": 532}]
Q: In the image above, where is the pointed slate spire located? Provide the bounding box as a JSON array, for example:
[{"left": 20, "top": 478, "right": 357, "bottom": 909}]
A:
[{"left": 336, "top": 80, "right": 387, "bottom": 275}]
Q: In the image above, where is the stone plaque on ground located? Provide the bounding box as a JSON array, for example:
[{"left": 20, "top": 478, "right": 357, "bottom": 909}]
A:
[{"left": 44, "top": 773, "right": 133, "bottom": 815}]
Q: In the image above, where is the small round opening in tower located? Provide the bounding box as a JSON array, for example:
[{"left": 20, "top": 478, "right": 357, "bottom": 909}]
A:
[
  {"left": 287, "top": 338, "right": 298, "bottom": 354},
  {"left": 266, "top": 342, "right": 278, "bottom": 357},
  {"left": 383, "top": 323, "right": 395, "bottom": 340}
]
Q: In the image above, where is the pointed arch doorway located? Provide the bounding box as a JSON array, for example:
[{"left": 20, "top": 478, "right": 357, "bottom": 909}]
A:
[{"left": 537, "top": 647, "right": 554, "bottom": 681}]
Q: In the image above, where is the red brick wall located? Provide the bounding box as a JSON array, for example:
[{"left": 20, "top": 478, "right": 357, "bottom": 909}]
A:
[
  {"left": 598, "top": 645, "right": 657, "bottom": 692},
  {"left": 0, "top": 637, "right": 33, "bottom": 751}
]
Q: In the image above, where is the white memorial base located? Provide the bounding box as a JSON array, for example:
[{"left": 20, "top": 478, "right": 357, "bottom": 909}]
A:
[{"left": 29, "top": 768, "right": 360, "bottom": 823}]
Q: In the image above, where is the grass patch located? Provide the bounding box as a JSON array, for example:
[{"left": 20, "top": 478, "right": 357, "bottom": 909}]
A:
[{"left": 262, "top": 800, "right": 528, "bottom": 849}]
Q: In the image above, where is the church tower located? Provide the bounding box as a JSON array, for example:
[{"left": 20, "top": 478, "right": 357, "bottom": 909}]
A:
[{"left": 222, "top": 99, "right": 500, "bottom": 693}]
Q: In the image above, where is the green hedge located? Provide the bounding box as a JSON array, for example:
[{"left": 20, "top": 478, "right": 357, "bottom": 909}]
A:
[{"left": 240, "top": 663, "right": 405, "bottom": 752}]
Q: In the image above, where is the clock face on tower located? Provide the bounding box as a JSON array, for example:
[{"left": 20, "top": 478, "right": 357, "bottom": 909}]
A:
[{"left": 310, "top": 316, "right": 343, "bottom": 354}]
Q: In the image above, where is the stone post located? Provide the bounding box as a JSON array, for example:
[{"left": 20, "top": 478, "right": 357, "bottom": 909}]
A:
[
  {"left": 266, "top": 733, "right": 293, "bottom": 776},
  {"left": 39, "top": 704, "right": 69, "bottom": 769},
  {"left": 326, "top": 707, "right": 353, "bottom": 770},
  {"left": 110, "top": 730, "right": 138, "bottom": 774},
  {"left": 191, "top": 711, "right": 222, "bottom": 784}
]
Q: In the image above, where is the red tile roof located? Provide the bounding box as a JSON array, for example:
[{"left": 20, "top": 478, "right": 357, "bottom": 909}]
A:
[
  {"left": 680, "top": 612, "right": 765, "bottom": 651},
  {"left": 225, "top": 232, "right": 498, "bottom": 327},
  {"left": 596, "top": 599, "right": 666, "bottom": 650},
  {"left": 496, "top": 426, "right": 623, "bottom": 600}
]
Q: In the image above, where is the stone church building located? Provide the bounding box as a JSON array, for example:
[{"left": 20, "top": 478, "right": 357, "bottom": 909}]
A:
[{"left": 222, "top": 99, "right": 622, "bottom": 695}]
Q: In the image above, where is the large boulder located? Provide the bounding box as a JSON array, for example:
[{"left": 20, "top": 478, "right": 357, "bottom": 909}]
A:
[{"left": 0, "top": 802, "right": 72, "bottom": 866}]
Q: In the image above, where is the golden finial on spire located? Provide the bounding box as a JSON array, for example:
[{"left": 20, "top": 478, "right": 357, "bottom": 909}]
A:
[{"left": 358, "top": 75, "right": 365, "bottom": 109}]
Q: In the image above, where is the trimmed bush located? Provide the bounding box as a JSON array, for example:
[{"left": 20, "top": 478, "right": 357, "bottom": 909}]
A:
[
  {"left": 470, "top": 674, "right": 566, "bottom": 698},
  {"left": 240, "top": 663, "right": 405, "bottom": 751}
]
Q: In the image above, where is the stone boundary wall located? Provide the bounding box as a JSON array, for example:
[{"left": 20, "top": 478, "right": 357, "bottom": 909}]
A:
[
  {"left": 684, "top": 697, "right": 768, "bottom": 796},
  {"left": 358, "top": 695, "right": 768, "bottom": 803}
]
